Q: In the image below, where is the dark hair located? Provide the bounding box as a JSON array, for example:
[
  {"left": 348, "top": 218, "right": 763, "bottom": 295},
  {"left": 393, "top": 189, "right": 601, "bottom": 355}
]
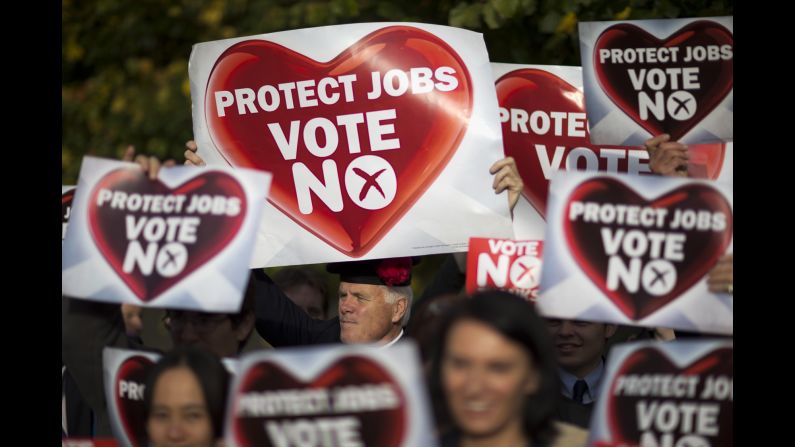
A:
[
  {"left": 406, "top": 293, "right": 466, "bottom": 366},
  {"left": 429, "top": 290, "right": 560, "bottom": 444},
  {"left": 272, "top": 266, "right": 329, "bottom": 314},
  {"left": 143, "top": 345, "right": 231, "bottom": 441}
]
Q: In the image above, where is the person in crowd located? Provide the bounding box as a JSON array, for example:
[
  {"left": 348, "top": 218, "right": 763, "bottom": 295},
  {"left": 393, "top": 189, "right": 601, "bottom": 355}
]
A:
[
  {"left": 430, "top": 291, "right": 588, "bottom": 447},
  {"left": 121, "top": 303, "right": 144, "bottom": 339},
  {"left": 183, "top": 140, "right": 525, "bottom": 348},
  {"left": 406, "top": 292, "right": 466, "bottom": 369},
  {"left": 272, "top": 266, "right": 331, "bottom": 320},
  {"left": 252, "top": 258, "right": 415, "bottom": 347},
  {"left": 144, "top": 346, "right": 230, "bottom": 447},
  {"left": 545, "top": 319, "right": 617, "bottom": 429}
]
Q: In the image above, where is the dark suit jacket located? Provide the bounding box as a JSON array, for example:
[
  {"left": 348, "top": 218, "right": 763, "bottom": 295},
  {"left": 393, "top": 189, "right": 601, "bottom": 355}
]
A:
[
  {"left": 555, "top": 395, "right": 595, "bottom": 429},
  {"left": 252, "top": 269, "right": 340, "bottom": 346},
  {"left": 62, "top": 366, "right": 93, "bottom": 437},
  {"left": 62, "top": 297, "right": 148, "bottom": 437}
]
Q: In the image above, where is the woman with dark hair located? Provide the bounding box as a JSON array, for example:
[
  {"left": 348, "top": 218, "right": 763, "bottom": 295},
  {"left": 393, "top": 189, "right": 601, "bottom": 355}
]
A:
[
  {"left": 430, "top": 290, "right": 587, "bottom": 447},
  {"left": 143, "top": 346, "right": 231, "bottom": 447}
]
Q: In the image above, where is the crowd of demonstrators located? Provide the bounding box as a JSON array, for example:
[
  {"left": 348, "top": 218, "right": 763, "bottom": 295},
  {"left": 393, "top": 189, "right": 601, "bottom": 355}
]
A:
[
  {"left": 62, "top": 248, "right": 257, "bottom": 437},
  {"left": 62, "top": 130, "right": 729, "bottom": 446},
  {"left": 62, "top": 143, "right": 527, "bottom": 440}
]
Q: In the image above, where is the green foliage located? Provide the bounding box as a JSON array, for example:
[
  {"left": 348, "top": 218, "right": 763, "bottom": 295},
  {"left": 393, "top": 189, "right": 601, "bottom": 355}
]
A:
[{"left": 62, "top": 0, "right": 732, "bottom": 184}]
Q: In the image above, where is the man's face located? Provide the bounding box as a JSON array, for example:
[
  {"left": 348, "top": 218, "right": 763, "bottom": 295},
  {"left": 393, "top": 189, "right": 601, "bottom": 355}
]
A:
[
  {"left": 337, "top": 282, "right": 400, "bottom": 344},
  {"left": 285, "top": 284, "right": 327, "bottom": 319},
  {"left": 545, "top": 319, "right": 616, "bottom": 378},
  {"left": 166, "top": 310, "right": 249, "bottom": 358},
  {"left": 121, "top": 303, "right": 143, "bottom": 337}
]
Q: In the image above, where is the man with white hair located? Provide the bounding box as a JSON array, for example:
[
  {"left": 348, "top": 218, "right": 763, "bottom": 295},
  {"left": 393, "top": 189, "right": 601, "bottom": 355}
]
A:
[{"left": 253, "top": 257, "right": 415, "bottom": 347}]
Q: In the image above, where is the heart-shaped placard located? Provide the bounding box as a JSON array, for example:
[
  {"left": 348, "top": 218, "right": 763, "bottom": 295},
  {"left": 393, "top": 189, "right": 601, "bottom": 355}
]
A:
[
  {"left": 563, "top": 177, "right": 732, "bottom": 319},
  {"left": 606, "top": 346, "right": 733, "bottom": 446},
  {"left": 63, "top": 189, "right": 75, "bottom": 224},
  {"left": 88, "top": 169, "right": 247, "bottom": 301},
  {"left": 496, "top": 68, "right": 725, "bottom": 218},
  {"left": 205, "top": 26, "right": 472, "bottom": 257},
  {"left": 114, "top": 355, "right": 155, "bottom": 447},
  {"left": 232, "top": 355, "right": 406, "bottom": 447},
  {"left": 594, "top": 21, "right": 733, "bottom": 140},
  {"left": 63, "top": 188, "right": 76, "bottom": 239}
]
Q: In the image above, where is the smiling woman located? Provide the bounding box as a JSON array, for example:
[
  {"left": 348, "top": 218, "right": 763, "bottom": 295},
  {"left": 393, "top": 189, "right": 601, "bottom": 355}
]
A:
[
  {"left": 430, "top": 291, "right": 588, "bottom": 447},
  {"left": 143, "top": 346, "right": 230, "bottom": 447}
]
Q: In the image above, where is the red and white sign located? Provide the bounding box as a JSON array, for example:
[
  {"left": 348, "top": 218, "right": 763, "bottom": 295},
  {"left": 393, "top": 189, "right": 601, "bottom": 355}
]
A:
[
  {"left": 103, "top": 348, "right": 159, "bottom": 447},
  {"left": 62, "top": 157, "right": 271, "bottom": 312},
  {"left": 190, "top": 23, "right": 513, "bottom": 267},
  {"left": 579, "top": 17, "right": 733, "bottom": 145},
  {"left": 466, "top": 237, "right": 543, "bottom": 301},
  {"left": 537, "top": 171, "right": 732, "bottom": 335},
  {"left": 225, "top": 342, "right": 437, "bottom": 447},
  {"left": 63, "top": 185, "right": 76, "bottom": 240},
  {"left": 491, "top": 63, "right": 733, "bottom": 240},
  {"left": 587, "top": 339, "right": 733, "bottom": 447}
]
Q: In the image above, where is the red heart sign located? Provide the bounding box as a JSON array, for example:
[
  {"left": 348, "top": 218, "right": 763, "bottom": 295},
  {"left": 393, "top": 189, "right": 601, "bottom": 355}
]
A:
[
  {"left": 496, "top": 68, "right": 725, "bottom": 218},
  {"left": 563, "top": 177, "right": 732, "bottom": 320},
  {"left": 205, "top": 26, "right": 472, "bottom": 257},
  {"left": 606, "top": 346, "right": 733, "bottom": 446},
  {"left": 63, "top": 188, "right": 76, "bottom": 239},
  {"left": 63, "top": 188, "right": 75, "bottom": 224},
  {"left": 114, "top": 355, "right": 155, "bottom": 447},
  {"left": 232, "top": 355, "right": 407, "bottom": 447},
  {"left": 88, "top": 169, "right": 247, "bottom": 302},
  {"left": 593, "top": 21, "right": 733, "bottom": 140}
]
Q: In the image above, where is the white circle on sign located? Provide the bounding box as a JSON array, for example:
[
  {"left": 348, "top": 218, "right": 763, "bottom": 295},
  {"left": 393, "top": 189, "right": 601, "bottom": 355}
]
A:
[
  {"left": 509, "top": 256, "right": 542, "bottom": 289},
  {"left": 667, "top": 91, "right": 697, "bottom": 121},
  {"left": 641, "top": 259, "right": 677, "bottom": 296},
  {"left": 344, "top": 155, "right": 397, "bottom": 210},
  {"left": 156, "top": 243, "right": 188, "bottom": 277}
]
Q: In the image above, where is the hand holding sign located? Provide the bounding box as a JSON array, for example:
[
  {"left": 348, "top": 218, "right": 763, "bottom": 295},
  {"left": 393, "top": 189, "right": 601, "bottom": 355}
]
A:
[
  {"left": 489, "top": 157, "right": 524, "bottom": 213},
  {"left": 645, "top": 134, "right": 689, "bottom": 177},
  {"left": 707, "top": 254, "right": 733, "bottom": 295},
  {"left": 184, "top": 140, "right": 206, "bottom": 167},
  {"left": 124, "top": 144, "right": 178, "bottom": 169}
]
